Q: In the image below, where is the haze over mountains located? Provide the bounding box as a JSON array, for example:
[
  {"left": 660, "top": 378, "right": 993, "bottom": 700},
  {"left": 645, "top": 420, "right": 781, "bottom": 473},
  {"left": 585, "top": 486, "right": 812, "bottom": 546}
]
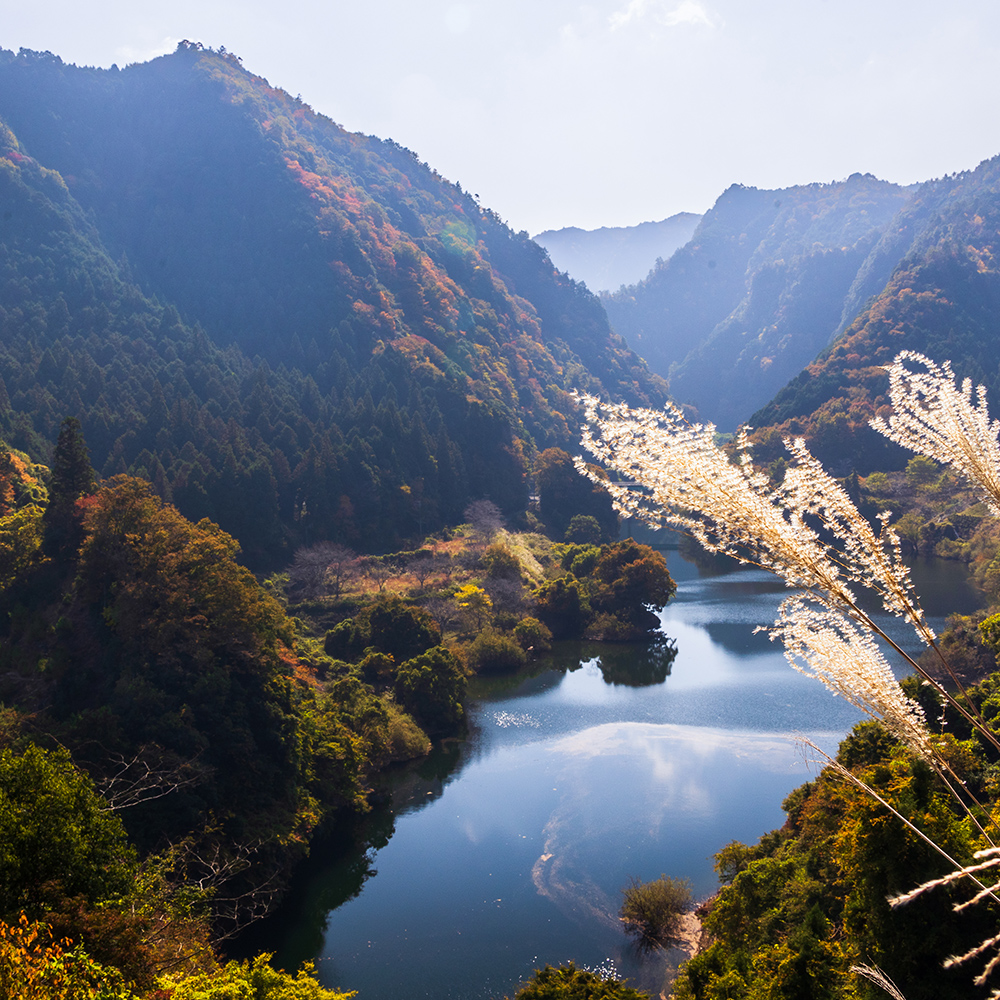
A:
[
  {"left": 532, "top": 213, "right": 701, "bottom": 294},
  {"left": 749, "top": 155, "right": 1000, "bottom": 472},
  {"left": 602, "top": 174, "right": 915, "bottom": 429},
  {"left": 602, "top": 162, "right": 1000, "bottom": 441}
]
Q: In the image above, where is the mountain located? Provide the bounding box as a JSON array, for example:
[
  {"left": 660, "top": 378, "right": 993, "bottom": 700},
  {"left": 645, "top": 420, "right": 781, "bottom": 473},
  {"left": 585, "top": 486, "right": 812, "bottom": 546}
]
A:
[
  {"left": 532, "top": 212, "right": 701, "bottom": 293},
  {"left": 0, "top": 44, "right": 667, "bottom": 567},
  {"left": 748, "top": 154, "right": 1000, "bottom": 473},
  {"left": 603, "top": 174, "right": 914, "bottom": 430}
]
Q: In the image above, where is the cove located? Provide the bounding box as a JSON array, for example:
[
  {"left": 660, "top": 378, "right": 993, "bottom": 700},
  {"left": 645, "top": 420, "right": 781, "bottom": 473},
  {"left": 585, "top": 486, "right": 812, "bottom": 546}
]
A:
[{"left": 261, "top": 553, "right": 982, "bottom": 999}]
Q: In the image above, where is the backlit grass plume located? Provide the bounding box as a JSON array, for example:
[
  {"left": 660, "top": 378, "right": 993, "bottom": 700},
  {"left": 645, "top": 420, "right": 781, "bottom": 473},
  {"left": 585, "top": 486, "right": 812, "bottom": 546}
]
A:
[
  {"left": 771, "top": 596, "right": 932, "bottom": 758},
  {"left": 575, "top": 391, "right": 995, "bottom": 752},
  {"left": 574, "top": 395, "right": 931, "bottom": 648},
  {"left": 871, "top": 351, "right": 1000, "bottom": 516}
]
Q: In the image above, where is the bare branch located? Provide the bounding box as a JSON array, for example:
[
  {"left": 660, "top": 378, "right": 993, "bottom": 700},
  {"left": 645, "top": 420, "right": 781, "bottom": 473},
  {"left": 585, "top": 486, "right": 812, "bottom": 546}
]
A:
[{"left": 95, "top": 745, "right": 203, "bottom": 811}]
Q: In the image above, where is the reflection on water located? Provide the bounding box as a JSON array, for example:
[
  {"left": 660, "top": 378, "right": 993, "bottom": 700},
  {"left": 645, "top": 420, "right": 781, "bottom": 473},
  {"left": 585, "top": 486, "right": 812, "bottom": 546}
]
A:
[
  {"left": 471, "top": 636, "right": 678, "bottom": 698},
  {"left": 256, "top": 553, "right": 980, "bottom": 1000}
]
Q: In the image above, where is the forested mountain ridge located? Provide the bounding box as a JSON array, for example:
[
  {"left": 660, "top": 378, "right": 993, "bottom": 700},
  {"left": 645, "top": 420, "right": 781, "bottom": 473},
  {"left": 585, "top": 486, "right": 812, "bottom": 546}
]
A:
[
  {"left": 603, "top": 174, "right": 913, "bottom": 429},
  {"left": 0, "top": 43, "right": 666, "bottom": 567},
  {"left": 749, "top": 153, "right": 1000, "bottom": 473}
]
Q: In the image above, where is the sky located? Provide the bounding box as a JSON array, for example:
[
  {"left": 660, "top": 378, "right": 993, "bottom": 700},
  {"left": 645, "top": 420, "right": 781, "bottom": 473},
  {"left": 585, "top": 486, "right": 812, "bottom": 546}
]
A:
[{"left": 4, "top": 0, "right": 1000, "bottom": 235}]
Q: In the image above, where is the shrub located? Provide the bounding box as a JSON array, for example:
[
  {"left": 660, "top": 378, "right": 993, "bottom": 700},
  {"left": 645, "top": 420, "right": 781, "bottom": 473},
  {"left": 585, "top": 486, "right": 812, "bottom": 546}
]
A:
[
  {"left": 383, "top": 700, "right": 431, "bottom": 761},
  {"left": 359, "top": 650, "right": 395, "bottom": 686},
  {"left": 585, "top": 612, "right": 638, "bottom": 642},
  {"left": 467, "top": 630, "right": 527, "bottom": 674},
  {"left": 325, "top": 597, "right": 441, "bottom": 663},
  {"left": 558, "top": 543, "right": 599, "bottom": 573},
  {"left": 325, "top": 618, "right": 368, "bottom": 661},
  {"left": 906, "top": 454, "right": 940, "bottom": 486},
  {"left": 512, "top": 617, "right": 552, "bottom": 654},
  {"left": 482, "top": 543, "right": 522, "bottom": 580},
  {"left": 0, "top": 916, "right": 135, "bottom": 1000},
  {"left": 862, "top": 470, "right": 892, "bottom": 495},
  {"left": 394, "top": 646, "right": 465, "bottom": 735},
  {"left": 365, "top": 597, "right": 441, "bottom": 661},
  {"left": 619, "top": 875, "right": 691, "bottom": 951},
  {"left": 510, "top": 963, "right": 649, "bottom": 999},
  {"left": 455, "top": 583, "right": 493, "bottom": 631},
  {"left": 533, "top": 575, "right": 590, "bottom": 640},
  {"left": 564, "top": 515, "right": 602, "bottom": 545},
  {"left": 161, "top": 953, "right": 354, "bottom": 999},
  {"left": 892, "top": 511, "right": 923, "bottom": 551},
  {"left": 0, "top": 744, "right": 137, "bottom": 916},
  {"left": 592, "top": 540, "right": 675, "bottom": 612}
]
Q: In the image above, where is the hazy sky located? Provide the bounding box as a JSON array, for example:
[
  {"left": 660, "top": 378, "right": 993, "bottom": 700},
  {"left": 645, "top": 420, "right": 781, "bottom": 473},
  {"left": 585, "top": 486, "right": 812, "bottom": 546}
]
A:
[{"left": 4, "top": 1, "right": 1000, "bottom": 234}]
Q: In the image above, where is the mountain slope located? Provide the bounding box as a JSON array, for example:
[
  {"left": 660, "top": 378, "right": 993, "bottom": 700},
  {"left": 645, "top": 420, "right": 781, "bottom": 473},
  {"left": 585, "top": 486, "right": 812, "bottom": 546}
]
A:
[
  {"left": 603, "top": 174, "right": 913, "bottom": 429},
  {"left": 0, "top": 44, "right": 667, "bottom": 565},
  {"left": 749, "top": 154, "right": 1000, "bottom": 473},
  {"left": 533, "top": 212, "right": 701, "bottom": 293}
]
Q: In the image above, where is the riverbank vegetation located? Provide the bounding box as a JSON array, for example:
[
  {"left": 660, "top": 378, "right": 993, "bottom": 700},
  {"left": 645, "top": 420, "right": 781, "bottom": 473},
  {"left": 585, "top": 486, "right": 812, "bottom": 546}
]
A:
[
  {"left": 620, "top": 876, "right": 692, "bottom": 953},
  {"left": 507, "top": 963, "right": 651, "bottom": 1000},
  {"left": 673, "top": 718, "right": 996, "bottom": 999}
]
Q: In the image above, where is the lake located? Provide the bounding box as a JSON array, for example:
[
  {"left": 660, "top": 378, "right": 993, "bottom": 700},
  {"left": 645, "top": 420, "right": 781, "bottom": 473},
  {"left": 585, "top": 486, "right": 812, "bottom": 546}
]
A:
[{"left": 260, "top": 553, "right": 982, "bottom": 999}]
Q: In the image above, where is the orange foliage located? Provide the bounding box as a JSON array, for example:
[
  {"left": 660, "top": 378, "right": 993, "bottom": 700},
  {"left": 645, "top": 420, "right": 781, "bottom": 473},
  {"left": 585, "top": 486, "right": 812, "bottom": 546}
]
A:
[{"left": 0, "top": 914, "right": 126, "bottom": 999}]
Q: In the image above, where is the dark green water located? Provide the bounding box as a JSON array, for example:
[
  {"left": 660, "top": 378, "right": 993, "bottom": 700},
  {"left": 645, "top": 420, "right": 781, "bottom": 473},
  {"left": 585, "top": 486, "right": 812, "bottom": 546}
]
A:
[{"left": 261, "top": 553, "right": 981, "bottom": 999}]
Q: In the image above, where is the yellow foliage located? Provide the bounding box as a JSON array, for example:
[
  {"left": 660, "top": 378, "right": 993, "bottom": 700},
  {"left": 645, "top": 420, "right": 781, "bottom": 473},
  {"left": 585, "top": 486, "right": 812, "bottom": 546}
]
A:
[
  {"left": 0, "top": 504, "right": 43, "bottom": 590},
  {"left": 159, "top": 952, "right": 356, "bottom": 1000},
  {"left": 0, "top": 914, "right": 133, "bottom": 1000}
]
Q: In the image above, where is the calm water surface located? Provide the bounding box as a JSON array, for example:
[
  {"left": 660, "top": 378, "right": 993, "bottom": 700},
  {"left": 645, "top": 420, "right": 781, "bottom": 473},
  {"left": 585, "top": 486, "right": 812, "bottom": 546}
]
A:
[{"left": 266, "top": 554, "right": 980, "bottom": 999}]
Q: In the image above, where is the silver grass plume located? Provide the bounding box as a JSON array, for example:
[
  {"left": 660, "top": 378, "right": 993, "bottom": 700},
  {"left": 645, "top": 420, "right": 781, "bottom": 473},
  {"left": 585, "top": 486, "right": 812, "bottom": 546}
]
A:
[
  {"left": 871, "top": 351, "right": 1000, "bottom": 516},
  {"left": 771, "top": 596, "right": 931, "bottom": 759},
  {"left": 575, "top": 394, "right": 930, "bottom": 641},
  {"left": 578, "top": 379, "right": 1000, "bottom": 993},
  {"left": 851, "top": 964, "right": 908, "bottom": 1000}
]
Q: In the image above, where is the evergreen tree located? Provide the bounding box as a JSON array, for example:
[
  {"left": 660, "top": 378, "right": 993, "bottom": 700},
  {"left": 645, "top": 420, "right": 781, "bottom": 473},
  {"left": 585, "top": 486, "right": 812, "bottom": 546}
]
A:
[{"left": 42, "top": 417, "right": 95, "bottom": 557}]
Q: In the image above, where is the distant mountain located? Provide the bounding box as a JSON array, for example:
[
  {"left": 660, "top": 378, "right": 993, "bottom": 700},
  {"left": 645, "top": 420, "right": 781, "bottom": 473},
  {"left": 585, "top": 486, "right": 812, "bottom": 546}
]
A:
[
  {"left": 0, "top": 44, "right": 667, "bottom": 566},
  {"left": 533, "top": 213, "right": 701, "bottom": 293},
  {"left": 603, "top": 175, "right": 914, "bottom": 430},
  {"left": 748, "top": 155, "right": 1000, "bottom": 474}
]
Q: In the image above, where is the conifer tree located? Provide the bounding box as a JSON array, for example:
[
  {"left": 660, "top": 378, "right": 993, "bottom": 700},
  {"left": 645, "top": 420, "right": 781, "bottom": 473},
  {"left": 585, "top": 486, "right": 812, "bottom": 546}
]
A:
[{"left": 42, "top": 417, "right": 95, "bottom": 558}]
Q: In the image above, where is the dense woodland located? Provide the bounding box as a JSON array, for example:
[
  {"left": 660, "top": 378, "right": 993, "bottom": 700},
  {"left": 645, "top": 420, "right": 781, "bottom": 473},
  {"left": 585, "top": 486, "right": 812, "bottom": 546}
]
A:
[
  {"left": 0, "top": 413, "right": 677, "bottom": 996},
  {"left": 672, "top": 712, "right": 1000, "bottom": 1000}
]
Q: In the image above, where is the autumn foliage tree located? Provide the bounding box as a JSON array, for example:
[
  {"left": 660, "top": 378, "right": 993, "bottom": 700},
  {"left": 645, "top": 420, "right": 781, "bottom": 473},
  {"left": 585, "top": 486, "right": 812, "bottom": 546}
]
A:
[{"left": 533, "top": 540, "right": 675, "bottom": 641}]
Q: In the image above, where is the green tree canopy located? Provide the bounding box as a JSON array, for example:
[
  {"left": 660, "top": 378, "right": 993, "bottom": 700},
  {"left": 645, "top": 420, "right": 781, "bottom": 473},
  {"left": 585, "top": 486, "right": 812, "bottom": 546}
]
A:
[
  {"left": 536, "top": 448, "right": 618, "bottom": 542},
  {"left": 393, "top": 646, "right": 465, "bottom": 735},
  {"left": 509, "top": 963, "right": 649, "bottom": 1000},
  {"left": 0, "top": 744, "right": 136, "bottom": 917},
  {"left": 325, "top": 596, "right": 441, "bottom": 664}
]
